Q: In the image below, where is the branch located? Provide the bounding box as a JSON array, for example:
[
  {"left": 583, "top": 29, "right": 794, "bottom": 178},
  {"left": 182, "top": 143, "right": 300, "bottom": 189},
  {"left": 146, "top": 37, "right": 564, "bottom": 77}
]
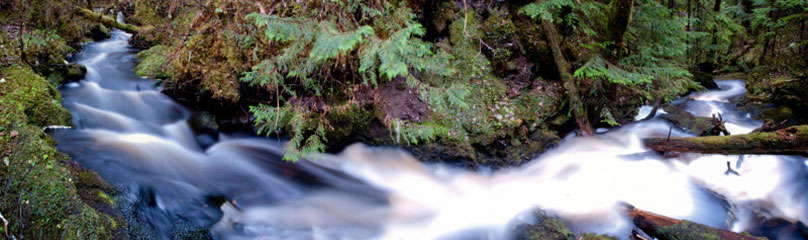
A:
[
  {"left": 73, "top": 7, "right": 141, "bottom": 33},
  {"left": 644, "top": 125, "right": 808, "bottom": 155},
  {"left": 0, "top": 211, "right": 8, "bottom": 238}
]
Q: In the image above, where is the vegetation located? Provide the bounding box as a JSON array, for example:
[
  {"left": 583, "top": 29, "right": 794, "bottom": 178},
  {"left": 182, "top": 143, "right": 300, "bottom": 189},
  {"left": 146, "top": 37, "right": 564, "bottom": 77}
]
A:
[
  {"left": 115, "top": 0, "right": 807, "bottom": 163},
  {"left": 515, "top": 211, "right": 617, "bottom": 240},
  {"left": 0, "top": 0, "right": 122, "bottom": 238},
  {"left": 0, "top": 65, "right": 118, "bottom": 239},
  {"left": 2, "top": 0, "right": 807, "bottom": 238}
]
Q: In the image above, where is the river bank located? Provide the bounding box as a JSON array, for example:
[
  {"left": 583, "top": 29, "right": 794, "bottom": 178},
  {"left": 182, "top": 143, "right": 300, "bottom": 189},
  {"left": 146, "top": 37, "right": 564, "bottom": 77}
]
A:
[
  {"left": 2, "top": 0, "right": 807, "bottom": 239},
  {"left": 0, "top": 2, "right": 122, "bottom": 237}
]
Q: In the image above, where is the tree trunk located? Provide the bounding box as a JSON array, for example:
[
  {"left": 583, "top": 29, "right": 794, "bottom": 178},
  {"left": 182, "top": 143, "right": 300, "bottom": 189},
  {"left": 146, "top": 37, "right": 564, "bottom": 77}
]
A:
[
  {"left": 628, "top": 207, "right": 764, "bottom": 240},
  {"left": 740, "top": 0, "right": 754, "bottom": 29},
  {"left": 541, "top": 19, "right": 594, "bottom": 136},
  {"left": 607, "top": 0, "right": 635, "bottom": 50},
  {"left": 711, "top": 0, "right": 723, "bottom": 54},
  {"left": 73, "top": 7, "right": 140, "bottom": 33},
  {"left": 643, "top": 125, "right": 808, "bottom": 155},
  {"left": 641, "top": 99, "right": 662, "bottom": 121}
]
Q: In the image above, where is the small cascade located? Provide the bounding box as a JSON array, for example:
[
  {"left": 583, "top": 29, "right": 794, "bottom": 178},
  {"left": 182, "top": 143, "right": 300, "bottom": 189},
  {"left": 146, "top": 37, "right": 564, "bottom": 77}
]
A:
[{"left": 52, "top": 29, "right": 808, "bottom": 239}]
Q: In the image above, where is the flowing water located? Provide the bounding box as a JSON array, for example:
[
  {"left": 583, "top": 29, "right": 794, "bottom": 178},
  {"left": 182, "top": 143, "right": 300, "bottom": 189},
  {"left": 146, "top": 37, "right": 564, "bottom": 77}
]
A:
[{"left": 50, "top": 30, "right": 808, "bottom": 239}]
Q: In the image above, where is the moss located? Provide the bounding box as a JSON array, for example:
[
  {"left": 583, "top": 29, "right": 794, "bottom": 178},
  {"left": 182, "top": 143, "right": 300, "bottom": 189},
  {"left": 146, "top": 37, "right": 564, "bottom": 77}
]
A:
[
  {"left": 661, "top": 105, "right": 714, "bottom": 135},
  {"left": 2, "top": 66, "right": 72, "bottom": 127},
  {"left": 88, "top": 24, "right": 111, "bottom": 41},
  {"left": 325, "top": 106, "right": 377, "bottom": 150},
  {"left": 168, "top": 19, "right": 248, "bottom": 102},
  {"left": 515, "top": 213, "right": 616, "bottom": 240},
  {"left": 134, "top": 45, "right": 171, "bottom": 79},
  {"left": 481, "top": 7, "right": 518, "bottom": 74},
  {"left": 656, "top": 221, "right": 766, "bottom": 240},
  {"left": 0, "top": 65, "right": 117, "bottom": 239},
  {"left": 762, "top": 106, "right": 793, "bottom": 122}
]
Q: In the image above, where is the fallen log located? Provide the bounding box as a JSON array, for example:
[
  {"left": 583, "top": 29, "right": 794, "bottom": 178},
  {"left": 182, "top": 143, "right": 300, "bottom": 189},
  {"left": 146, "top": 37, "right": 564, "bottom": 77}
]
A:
[
  {"left": 541, "top": 19, "right": 594, "bottom": 136},
  {"left": 73, "top": 7, "right": 140, "bottom": 33},
  {"left": 627, "top": 207, "right": 765, "bottom": 240},
  {"left": 644, "top": 125, "right": 808, "bottom": 155}
]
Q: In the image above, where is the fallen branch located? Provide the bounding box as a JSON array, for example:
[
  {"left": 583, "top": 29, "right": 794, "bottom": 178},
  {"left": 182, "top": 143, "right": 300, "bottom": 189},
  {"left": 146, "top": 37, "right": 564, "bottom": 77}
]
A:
[
  {"left": 541, "top": 19, "right": 593, "bottom": 136},
  {"left": 73, "top": 7, "right": 140, "bottom": 33},
  {"left": 644, "top": 125, "right": 808, "bottom": 155},
  {"left": 628, "top": 207, "right": 764, "bottom": 240},
  {"left": 0, "top": 211, "right": 7, "bottom": 238}
]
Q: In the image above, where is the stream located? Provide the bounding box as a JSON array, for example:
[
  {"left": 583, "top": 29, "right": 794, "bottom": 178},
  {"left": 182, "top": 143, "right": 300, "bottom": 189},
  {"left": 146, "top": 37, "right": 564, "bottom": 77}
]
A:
[{"left": 49, "top": 30, "right": 808, "bottom": 240}]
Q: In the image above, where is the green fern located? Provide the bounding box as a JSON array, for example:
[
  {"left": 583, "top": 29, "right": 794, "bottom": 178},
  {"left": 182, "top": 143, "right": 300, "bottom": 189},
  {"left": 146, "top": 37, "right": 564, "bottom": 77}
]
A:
[{"left": 242, "top": 2, "right": 459, "bottom": 161}]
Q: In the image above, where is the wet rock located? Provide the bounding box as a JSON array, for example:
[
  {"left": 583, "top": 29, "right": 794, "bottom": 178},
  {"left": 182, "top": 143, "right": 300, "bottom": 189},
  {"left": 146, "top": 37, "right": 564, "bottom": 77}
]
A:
[
  {"left": 65, "top": 63, "right": 87, "bottom": 81},
  {"left": 695, "top": 62, "right": 720, "bottom": 89},
  {"left": 694, "top": 71, "right": 719, "bottom": 89},
  {"left": 659, "top": 105, "right": 713, "bottom": 135},
  {"left": 89, "top": 24, "right": 112, "bottom": 41},
  {"left": 47, "top": 63, "right": 86, "bottom": 85}
]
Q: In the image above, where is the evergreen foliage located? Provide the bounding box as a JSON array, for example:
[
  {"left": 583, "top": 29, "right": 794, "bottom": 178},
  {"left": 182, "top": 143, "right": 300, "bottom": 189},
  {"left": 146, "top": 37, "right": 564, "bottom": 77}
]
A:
[
  {"left": 520, "top": 0, "right": 699, "bottom": 126},
  {"left": 124, "top": 0, "right": 807, "bottom": 164},
  {"left": 242, "top": 2, "right": 460, "bottom": 161}
]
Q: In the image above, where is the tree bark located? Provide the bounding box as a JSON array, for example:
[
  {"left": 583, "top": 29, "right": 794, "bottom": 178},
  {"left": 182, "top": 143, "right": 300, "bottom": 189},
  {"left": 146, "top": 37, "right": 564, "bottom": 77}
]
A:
[
  {"left": 628, "top": 207, "right": 764, "bottom": 240},
  {"left": 607, "top": 0, "right": 635, "bottom": 50},
  {"left": 541, "top": 19, "right": 594, "bottom": 136},
  {"left": 708, "top": 0, "right": 722, "bottom": 64},
  {"left": 740, "top": 0, "right": 754, "bottom": 29},
  {"left": 643, "top": 125, "right": 808, "bottom": 155},
  {"left": 74, "top": 7, "right": 140, "bottom": 33}
]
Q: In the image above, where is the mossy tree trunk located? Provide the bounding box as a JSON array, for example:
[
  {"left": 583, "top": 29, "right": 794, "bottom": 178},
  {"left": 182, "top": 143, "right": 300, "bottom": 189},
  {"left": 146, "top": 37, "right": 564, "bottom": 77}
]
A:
[
  {"left": 74, "top": 7, "right": 140, "bottom": 33},
  {"left": 629, "top": 207, "right": 764, "bottom": 240},
  {"left": 644, "top": 125, "right": 808, "bottom": 155},
  {"left": 541, "top": 19, "right": 594, "bottom": 136},
  {"left": 607, "top": 0, "right": 635, "bottom": 51}
]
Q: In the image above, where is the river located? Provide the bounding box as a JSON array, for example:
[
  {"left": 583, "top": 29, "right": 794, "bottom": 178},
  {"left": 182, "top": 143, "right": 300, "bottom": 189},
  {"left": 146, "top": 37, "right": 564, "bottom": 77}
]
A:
[{"left": 49, "top": 30, "right": 808, "bottom": 239}]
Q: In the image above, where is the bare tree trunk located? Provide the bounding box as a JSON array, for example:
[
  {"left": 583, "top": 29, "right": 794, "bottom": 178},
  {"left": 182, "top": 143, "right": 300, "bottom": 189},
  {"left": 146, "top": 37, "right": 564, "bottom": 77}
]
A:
[{"left": 541, "top": 19, "right": 594, "bottom": 136}]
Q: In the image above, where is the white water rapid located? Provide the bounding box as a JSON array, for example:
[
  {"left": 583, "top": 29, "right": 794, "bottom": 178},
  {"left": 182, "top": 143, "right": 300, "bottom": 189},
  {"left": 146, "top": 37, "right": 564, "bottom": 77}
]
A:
[{"left": 51, "top": 30, "right": 808, "bottom": 240}]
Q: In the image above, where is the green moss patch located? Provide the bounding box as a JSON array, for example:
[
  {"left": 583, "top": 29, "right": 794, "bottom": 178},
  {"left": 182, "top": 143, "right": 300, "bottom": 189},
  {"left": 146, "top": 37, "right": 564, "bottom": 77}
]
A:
[
  {"left": 515, "top": 213, "right": 618, "bottom": 240},
  {"left": 0, "top": 65, "right": 118, "bottom": 239},
  {"left": 656, "top": 221, "right": 766, "bottom": 240},
  {"left": 134, "top": 45, "right": 171, "bottom": 79}
]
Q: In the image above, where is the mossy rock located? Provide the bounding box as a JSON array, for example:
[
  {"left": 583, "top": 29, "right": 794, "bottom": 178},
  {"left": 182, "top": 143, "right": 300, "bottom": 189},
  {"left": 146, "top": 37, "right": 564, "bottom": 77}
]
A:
[
  {"left": 65, "top": 63, "right": 87, "bottom": 81},
  {"left": 693, "top": 71, "right": 719, "bottom": 90},
  {"left": 660, "top": 105, "right": 714, "bottom": 135},
  {"left": 88, "top": 24, "right": 112, "bottom": 41},
  {"left": 45, "top": 63, "right": 86, "bottom": 85},
  {"left": 762, "top": 106, "right": 793, "bottom": 122},
  {"left": 0, "top": 65, "right": 117, "bottom": 239},
  {"left": 134, "top": 45, "right": 170, "bottom": 79},
  {"left": 2, "top": 66, "right": 72, "bottom": 126},
  {"left": 515, "top": 213, "right": 617, "bottom": 240}
]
